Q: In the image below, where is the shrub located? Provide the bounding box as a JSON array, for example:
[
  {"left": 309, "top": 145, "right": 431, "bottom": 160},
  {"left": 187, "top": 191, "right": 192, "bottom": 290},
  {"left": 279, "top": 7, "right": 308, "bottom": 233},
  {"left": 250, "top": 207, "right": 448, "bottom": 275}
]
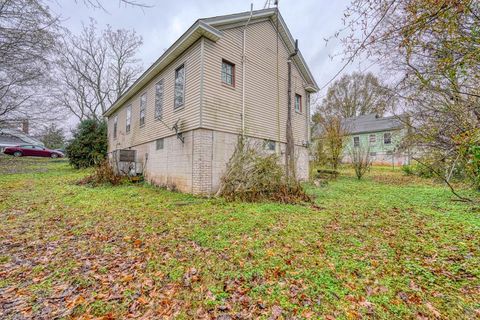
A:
[
  {"left": 216, "top": 138, "right": 311, "bottom": 203},
  {"left": 77, "top": 160, "right": 123, "bottom": 186},
  {"left": 401, "top": 164, "right": 414, "bottom": 176},
  {"left": 348, "top": 144, "right": 372, "bottom": 180},
  {"left": 66, "top": 119, "right": 107, "bottom": 169}
]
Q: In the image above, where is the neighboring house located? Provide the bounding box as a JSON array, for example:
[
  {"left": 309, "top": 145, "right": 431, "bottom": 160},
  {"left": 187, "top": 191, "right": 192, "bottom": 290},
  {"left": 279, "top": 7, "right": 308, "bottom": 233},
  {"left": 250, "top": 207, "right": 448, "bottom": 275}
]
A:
[
  {"left": 342, "top": 114, "right": 410, "bottom": 166},
  {"left": 104, "top": 8, "right": 319, "bottom": 194},
  {"left": 0, "top": 128, "right": 44, "bottom": 153}
]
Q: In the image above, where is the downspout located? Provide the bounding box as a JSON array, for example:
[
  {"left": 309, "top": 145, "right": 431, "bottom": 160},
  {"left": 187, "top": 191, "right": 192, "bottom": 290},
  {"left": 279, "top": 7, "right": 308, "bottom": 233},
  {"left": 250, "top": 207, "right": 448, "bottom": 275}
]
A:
[
  {"left": 286, "top": 39, "right": 298, "bottom": 180},
  {"left": 242, "top": 4, "right": 253, "bottom": 136}
]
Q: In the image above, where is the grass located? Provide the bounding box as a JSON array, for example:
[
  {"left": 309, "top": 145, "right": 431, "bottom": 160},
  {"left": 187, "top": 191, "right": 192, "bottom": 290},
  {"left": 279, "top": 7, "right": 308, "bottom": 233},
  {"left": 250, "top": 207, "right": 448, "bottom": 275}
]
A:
[{"left": 0, "top": 156, "right": 478, "bottom": 319}]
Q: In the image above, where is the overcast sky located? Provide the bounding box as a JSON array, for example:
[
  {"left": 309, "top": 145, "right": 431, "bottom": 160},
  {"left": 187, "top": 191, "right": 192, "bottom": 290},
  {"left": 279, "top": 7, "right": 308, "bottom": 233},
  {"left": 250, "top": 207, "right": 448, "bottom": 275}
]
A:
[{"left": 50, "top": 0, "right": 369, "bottom": 130}]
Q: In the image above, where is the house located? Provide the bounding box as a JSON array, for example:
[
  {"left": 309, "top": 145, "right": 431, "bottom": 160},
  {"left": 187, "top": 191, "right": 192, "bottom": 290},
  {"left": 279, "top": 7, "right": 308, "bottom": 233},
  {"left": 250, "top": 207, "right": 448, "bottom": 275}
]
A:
[
  {"left": 342, "top": 114, "right": 410, "bottom": 166},
  {"left": 0, "top": 128, "right": 44, "bottom": 153},
  {"left": 104, "top": 8, "right": 319, "bottom": 194}
]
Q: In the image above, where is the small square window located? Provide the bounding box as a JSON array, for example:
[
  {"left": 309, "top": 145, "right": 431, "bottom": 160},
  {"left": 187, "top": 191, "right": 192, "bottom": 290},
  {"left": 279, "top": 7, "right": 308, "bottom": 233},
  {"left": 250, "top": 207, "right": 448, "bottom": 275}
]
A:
[
  {"left": 264, "top": 139, "right": 275, "bottom": 151},
  {"left": 295, "top": 94, "right": 302, "bottom": 113},
  {"left": 156, "top": 138, "right": 164, "bottom": 150},
  {"left": 221, "top": 60, "right": 235, "bottom": 86},
  {"left": 384, "top": 132, "right": 392, "bottom": 144},
  {"left": 370, "top": 152, "right": 376, "bottom": 157},
  {"left": 353, "top": 136, "right": 360, "bottom": 147},
  {"left": 369, "top": 134, "right": 376, "bottom": 144}
]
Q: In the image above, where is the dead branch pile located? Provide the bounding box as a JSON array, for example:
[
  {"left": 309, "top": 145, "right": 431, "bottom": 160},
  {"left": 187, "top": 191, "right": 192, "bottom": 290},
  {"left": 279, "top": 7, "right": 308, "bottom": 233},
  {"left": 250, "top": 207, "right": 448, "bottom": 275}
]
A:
[
  {"left": 77, "top": 160, "right": 123, "bottom": 186},
  {"left": 216, "top": 138, "right": 311, "bottom": 203}
]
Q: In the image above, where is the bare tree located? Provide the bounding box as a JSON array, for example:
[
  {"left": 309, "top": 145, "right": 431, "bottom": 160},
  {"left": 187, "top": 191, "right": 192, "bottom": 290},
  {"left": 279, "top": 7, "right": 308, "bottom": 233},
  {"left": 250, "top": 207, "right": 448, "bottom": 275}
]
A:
[
  {"left": 0, "top": 0, "right": 60, "bottom": 126},
  {"left": 315, "top": 72, "right": 394, "bottom": 119},
  {"left": 54, "top": 20, "right": 143, "bottom": 121},
  {"left": 339, "top": 0, "right": 479, "bottom": 196},
  {"left": 105, "top": 26, "right": 143, "bottom": 103},
  {"left": 349, "top": 143, "right": 372, "bottom": 180}
]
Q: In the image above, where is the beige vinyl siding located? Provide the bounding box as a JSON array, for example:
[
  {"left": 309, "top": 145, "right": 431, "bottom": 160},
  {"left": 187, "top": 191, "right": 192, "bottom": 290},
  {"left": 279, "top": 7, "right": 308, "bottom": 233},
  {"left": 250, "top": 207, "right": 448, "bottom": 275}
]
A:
[
  {"left": 202, "top": 20, "right": 309, "bottom": 145},
  {"left": 108, "top": 39, "right": 202, "bottom": 152}
]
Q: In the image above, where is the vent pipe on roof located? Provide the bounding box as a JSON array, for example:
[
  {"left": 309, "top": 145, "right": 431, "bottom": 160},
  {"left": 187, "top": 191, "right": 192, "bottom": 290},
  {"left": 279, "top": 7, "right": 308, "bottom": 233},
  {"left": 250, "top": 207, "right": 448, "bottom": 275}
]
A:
[{"left": 241, "top": 4, "right": 253, "bottom": 136}]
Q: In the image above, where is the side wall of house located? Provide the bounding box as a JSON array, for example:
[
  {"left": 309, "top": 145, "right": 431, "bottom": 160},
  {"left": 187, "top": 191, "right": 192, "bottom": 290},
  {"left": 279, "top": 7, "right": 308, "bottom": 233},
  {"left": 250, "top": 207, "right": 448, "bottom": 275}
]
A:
[
  {"left": 343, "top": 129, "right": 410, "bottom": 165},
  {"left": 202, "top": 20, "right": 310, "bottom": 147},
  {"left": 107, "top": 39, "right": 202, "bottom": 153}
]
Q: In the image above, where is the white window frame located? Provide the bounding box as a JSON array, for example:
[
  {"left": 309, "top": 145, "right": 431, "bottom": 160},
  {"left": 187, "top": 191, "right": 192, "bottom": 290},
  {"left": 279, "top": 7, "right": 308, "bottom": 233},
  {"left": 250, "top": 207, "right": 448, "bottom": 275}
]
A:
[
  {"left": 126, "top": 105, "right": 132, "bottom": 134},
  {"left": 156, "top": 138, "right": 164, "bottom": 150},
  {"left": 113, "top": 115, "right": 118, "bottom": 139},
  {"left": 139, "top": 93, "right": 146, "bottom": 126},
  {"left": 174, "top": 64, "right": 185, "bottom": 109},
  {"left": 295, "top": 94, "right": 302, "bottom": 113},
  {"left": 155, "top": 79, "right": 164, "bottom": 119},
  {"left": 264, "top": 139, "right": 275, "bottom": 151},
  {"left": 353, "top": 136, "right": 360, "bottom": 147},
  {"left": 384, "top": 132, "right": 392, "bottom": 144},
  {"left": 221, "top": 60, "right": 235, "bottom": 86}
]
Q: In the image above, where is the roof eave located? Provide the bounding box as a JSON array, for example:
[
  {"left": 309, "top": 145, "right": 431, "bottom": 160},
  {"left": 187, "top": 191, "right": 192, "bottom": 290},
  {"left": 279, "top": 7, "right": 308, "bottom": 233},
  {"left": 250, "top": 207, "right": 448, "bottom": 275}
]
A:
[{"left": 104, "top": 21, "right": 222, "bottom": 117}]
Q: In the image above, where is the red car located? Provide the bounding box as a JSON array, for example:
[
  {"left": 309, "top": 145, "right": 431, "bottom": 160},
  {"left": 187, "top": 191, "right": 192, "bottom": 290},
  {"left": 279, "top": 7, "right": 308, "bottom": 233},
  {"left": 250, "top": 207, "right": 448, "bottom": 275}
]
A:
[{"left": 3, "top": 145, "right": 64, "bottom": 158}]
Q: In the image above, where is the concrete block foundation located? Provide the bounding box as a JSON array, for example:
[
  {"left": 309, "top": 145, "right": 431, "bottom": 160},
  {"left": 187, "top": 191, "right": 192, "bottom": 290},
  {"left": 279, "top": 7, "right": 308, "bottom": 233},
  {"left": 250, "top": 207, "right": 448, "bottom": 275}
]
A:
[{"left": 111, "top": 128, "right": 309, "bottom": 195}]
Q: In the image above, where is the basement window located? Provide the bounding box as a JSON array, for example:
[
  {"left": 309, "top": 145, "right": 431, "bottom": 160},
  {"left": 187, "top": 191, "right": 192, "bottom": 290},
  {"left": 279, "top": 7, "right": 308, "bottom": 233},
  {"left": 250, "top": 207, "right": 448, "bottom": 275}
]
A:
[
  {"left": 156, "top": 138, "right": 164, "bottom": 150},
  {"left": 370, "top": 152, "right": 377, "bottom": 157},
  {"left": 384, "top": 132, "right": 392, "bottom": 144},
  {"left": 295, "top": 94, "right": 302, "bottom": 113},
  {"left": 264, "top": 140, "right": 275, "bottom": 151},
  {"left": 221, "top": 60, "right": 235, "bottom": 87},
  {"left": 353, "top": 136, "right": 360, "bottom": 147}
]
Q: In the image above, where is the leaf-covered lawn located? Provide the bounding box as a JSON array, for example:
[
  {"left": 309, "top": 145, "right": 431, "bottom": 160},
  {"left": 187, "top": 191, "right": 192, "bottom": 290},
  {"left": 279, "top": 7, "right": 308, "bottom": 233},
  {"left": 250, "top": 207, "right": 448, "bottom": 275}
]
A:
[{"left": 0, "top": 156, "right": 479, "bottom": 319}]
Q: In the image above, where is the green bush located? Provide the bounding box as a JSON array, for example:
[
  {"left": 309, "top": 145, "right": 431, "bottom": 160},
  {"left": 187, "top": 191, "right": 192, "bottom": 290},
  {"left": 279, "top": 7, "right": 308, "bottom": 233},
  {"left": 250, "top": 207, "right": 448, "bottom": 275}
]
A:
[
  {"left": 66, "top": 119, "right": 107, "bottom": 169},
  {"left": 401, "top": 164, "right": 414, "bottom": 176}
]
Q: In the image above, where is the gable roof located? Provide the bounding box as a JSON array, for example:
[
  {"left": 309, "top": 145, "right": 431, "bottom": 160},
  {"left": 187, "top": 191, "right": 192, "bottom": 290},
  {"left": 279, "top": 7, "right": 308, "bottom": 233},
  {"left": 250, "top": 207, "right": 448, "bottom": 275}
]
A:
[
  {"left": 104, "top": 8, "right": 318, "bottom": 117},
  {"left": 343, "top": 114, "right": 405, "bottom": 135}
]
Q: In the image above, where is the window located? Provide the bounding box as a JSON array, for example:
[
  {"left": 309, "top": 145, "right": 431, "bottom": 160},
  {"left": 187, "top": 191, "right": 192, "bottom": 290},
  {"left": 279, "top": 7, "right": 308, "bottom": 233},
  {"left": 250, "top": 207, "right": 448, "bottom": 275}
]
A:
[
  {"left": 295, "top": 94, "right": 302, "bottom": 113},
  {"left": 369, "top": 134, "right": 376, "bottom": 144},
  {"left": 155, "top": 80, "right": 164, "bottom": 119},
  {"left": 126, "top": 105, "right": 132, "bottom": 133},
  {"left": 384, "top": 132, "right": 392, "bottom": 144},
  {"left": 264, "top": 139, "right": 275, "bottom": 151},
  {"left": 386, "top": 150, "right": 393, "bottom": 155},
  {"left": 174, "top": 64, "right": 185, "bottom": 109},
  {"left": 139, "top": 93, "right": 146, "bottom": 126},
  {"left": 156, "top": 138, "right": 164, "bottom": 150},
  {"left": 221, "top": 60, "right": 235, "bottom": 86},
  {"left": 113, "top": 115, "right": 118, "bottom": 139},
  {"left": 370, "top": 152, "right": 377, "bottom": 157},
  {"left": 353, "top": 136, "right": 360, "bottom": 147}
]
